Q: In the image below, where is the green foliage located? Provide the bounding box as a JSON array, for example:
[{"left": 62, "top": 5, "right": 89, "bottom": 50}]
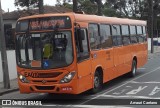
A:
[
  {"left": 55, "top": 0, "right": 101, "bottom": 15},
  {"left": 14, "top": 0, "right": 39, "bottom": 8},
  {"left": 63, "top": 3, "right": 72, "bottom": 10},
  {"left": 103, "top": 5, "right": 118, "bottom": 17},
  {"left": 78, "top": 0, "right": 97, "bottom": 14}
]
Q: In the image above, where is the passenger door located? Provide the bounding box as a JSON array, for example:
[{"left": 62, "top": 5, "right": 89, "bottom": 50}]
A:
[{"left": 76, "top": 28, "right": 92, "bottom": 91}]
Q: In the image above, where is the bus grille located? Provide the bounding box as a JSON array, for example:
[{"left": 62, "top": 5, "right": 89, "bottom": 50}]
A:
[
  {"left": 34, "top": 72, "right": 62, "bottom": 78},
  {"left": 32, "top": 80, "right": 57, "bottom": 83}
]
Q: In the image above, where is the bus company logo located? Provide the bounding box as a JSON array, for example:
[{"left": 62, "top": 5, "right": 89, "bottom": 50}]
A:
[
  {"left": 2, "top": 100, "right": 11, "bottom": 105},
  {"left": 42, "top": 80, "right": 47, "bottom": 84}
]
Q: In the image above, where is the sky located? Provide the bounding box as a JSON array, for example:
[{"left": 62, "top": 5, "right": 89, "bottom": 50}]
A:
[{"left": 1, "top": 0, "right": 57, "bottom": 12}]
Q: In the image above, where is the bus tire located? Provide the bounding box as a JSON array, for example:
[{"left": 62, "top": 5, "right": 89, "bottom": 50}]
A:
[
  {"left": 129, "top": 60, "right": 137, "bottom": 77},
  {"left": 90, "top": 71, "right": 102, "bottom": 94}
]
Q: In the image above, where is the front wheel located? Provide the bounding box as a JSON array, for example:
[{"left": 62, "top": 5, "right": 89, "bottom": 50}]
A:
[
  {"left": 90, "top": 71, "right": 102, "bottom": 94},
  {"left": 129, "top": 60, "right": 137, "bottom": 77}
]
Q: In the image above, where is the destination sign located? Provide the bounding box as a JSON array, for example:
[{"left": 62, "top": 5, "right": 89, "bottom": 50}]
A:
[{"left": 16, "top": 16, "right": 71, "bottom": 32}]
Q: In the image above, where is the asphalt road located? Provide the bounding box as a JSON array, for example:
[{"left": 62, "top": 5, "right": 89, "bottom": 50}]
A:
[{"left": 1, "top": 53, "right": 160, "bottom": 108}]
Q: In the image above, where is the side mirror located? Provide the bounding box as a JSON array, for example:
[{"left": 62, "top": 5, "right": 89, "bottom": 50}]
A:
[
  {"left": 76, "top": 29, "right": 84, "bottom": 52},
  {"left": 80, "top": 30, "right": 85, "bottom": 40}
]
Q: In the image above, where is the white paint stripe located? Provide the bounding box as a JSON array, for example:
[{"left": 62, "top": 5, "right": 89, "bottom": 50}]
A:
[
  {"left": 72, "top": 105, "right": 133, "bottom": 108},
  {"left": 43, "top": 104, "right": 133, "bottom": 108},
  {"left": 130, "top": 81, "right": 160, "bottom": 84},
  {"left": 80, "top": 66, "right": 160, "bottom": 105},
  {"left": 99, "top": 95, "right": 160, "bottom": 99},
  {"left": 43, "top": 104, "right": 73, "bottom": 107},
  {"left": 138, "top": 68, "right": 146, "bottom": 70}
]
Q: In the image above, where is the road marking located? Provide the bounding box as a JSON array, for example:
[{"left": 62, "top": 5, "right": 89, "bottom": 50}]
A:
[
  {"left": 126, "top": 86, "right": 147, "bottom": 95},
  {"left": 44, "top": 104, "right": 133, "bottom": 108},
  {"left": 80, "top": 66, "right": 160, "bottom": 105},
  {"left": 149, "top": 86, "right": 160, "bottom": 96},
  {"left": 138, "top": 68, "right": 146, "bottom": 70},
  {"left": 71, "top": 105, "right": 133, "bottom": 108},
  {"left": 131, "top": 81, "right": 160, "bottom": 84},
  {"left": 98, "top": 95, "right": 160, "bottom": 99}
]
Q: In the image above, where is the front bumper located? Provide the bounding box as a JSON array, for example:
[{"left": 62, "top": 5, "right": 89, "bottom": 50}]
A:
[{"left": 18, "top": 79, "right": 78, "bottom": 94}]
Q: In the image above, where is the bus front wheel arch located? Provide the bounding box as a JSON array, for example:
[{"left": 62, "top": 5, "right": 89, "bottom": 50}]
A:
[{"left": 90, "top": 68, "right": 103, "bottom": 94}]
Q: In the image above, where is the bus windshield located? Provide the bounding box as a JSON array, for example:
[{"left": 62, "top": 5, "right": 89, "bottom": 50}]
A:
[{"left": 16, "top": 31, "right": 73, "bottom": 69}]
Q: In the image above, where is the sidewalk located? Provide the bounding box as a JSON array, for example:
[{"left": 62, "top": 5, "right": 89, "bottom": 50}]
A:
[
  {"left": 148, "top": 46, "right": 160, "bottom": 59},
  {"left": 0, "top": 46, "right": 160, "bottom": 96},
  {"left": 0, "top": 78, "right": 18, "bottom": 96}
]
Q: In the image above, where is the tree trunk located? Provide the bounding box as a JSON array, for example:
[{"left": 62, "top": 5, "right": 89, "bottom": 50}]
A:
[
  {"left": 39, "top": 0, "right": 44, "bottom": 14},
  {"left": 73, "top": 0, "right": 78, "bottom": 12},
  {"left": 97, "top": 0, "right": 102, "bottom": 16}
]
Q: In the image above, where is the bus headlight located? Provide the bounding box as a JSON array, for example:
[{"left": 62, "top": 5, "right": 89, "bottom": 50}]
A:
[
  {"left": 18, "top": 74, "right": 29, "bottom": 83},
  {"left": 60, "top": 71, "right": 76, "bottom": 83}
]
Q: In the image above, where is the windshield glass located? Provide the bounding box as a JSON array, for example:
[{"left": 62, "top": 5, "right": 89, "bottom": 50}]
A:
[{"left": 16, "top": 31, "right": 73, "bottom": 69}]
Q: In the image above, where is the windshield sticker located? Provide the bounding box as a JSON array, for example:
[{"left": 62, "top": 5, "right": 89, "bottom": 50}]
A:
[
  {"left": 31, "top": 60, "right": 41, "bottom": 67},
  {"left": 43, "top": 60, "right": 49, "bottom": 68}
]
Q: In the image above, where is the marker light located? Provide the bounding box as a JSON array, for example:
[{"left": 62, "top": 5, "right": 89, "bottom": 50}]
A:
[{"left": 60, "top": 71, "right": 76, "bottom": 83}]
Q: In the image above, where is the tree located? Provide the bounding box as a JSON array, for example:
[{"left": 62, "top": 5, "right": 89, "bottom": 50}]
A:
[
  {"left": 78, "top": 0, "right": 97, "bottom": 14},
  {"left": 104, "top": 0, "right": 148, "bottom": 19},
  {"left": 90, "top": 0, "right": 103, "bottom": 15},
  {"left": 14, "top": 0, "right": 44, "bottom": 14},
  {"left": 56, "top": 0, "right": 102, "bottom": 15},
  {"left": 14, "top": 0, "right": 39, "bottom": 10},
  {"left": 103, "top": 5, "right": 119, "bottom": 17}
]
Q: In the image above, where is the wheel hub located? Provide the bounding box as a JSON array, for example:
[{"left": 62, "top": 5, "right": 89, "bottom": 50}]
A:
[{"left": 94, "top": 76, "right": 99, "bottom": 88}]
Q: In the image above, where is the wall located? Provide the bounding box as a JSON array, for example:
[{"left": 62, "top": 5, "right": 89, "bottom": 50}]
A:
[
  {"left": 3, "top": 20, "right": 16, "bottom": 28},
  {"left": 148, "top": 38, "right": 160, "bottom": 51},
  {"left": 0, "top": 50, "right": 17, "bottom": 82}
]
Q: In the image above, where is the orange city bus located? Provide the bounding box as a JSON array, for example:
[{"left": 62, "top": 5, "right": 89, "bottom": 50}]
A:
[{"left": 15, "top": 12, "right": 147, "bottom": 94}]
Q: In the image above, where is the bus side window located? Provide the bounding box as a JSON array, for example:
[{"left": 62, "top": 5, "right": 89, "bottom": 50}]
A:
[
  {"left": 100, "top": 24, "right": 112, "bottom": 48},
  {"left": 111, "top": 25, "right": 122, "bottom": 46},
  {"left": 121, "top": 25, "right": 130, "bottom": 45},
  {"left": 89, "top": 24, "right": 100, "bottom": 50},
  {"left": 130, "top": 25, "right": 138, "bottom": 43},
  {"left": 137, "top": 26, "right": 143, "bottom": 43}
]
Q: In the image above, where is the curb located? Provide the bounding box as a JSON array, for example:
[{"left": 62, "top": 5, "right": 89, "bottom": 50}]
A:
[{"left": 0, "top": 88, "right": 19, "bottom": 96}]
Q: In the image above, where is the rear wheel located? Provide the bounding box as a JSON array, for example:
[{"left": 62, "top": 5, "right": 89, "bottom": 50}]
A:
[
  {"left": 90, "top": 71, "right": 102, "bottom": 94},
  {"left": 129, "top": 60, "right": 137, "bottom": 77}
]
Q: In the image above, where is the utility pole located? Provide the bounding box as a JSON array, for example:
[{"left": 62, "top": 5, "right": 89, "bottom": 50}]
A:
[
  {"left": 73, "top": 0, "right": 78, "bottom": 12},
  {"left": 148, "top": 0, "right": 154, "bottom": 53},
  {"left": 0, "top": 0, "right": 10, "bottom": 89},
  {"left": 39, "top": 0, "right": 44, "bottom": 14}
]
